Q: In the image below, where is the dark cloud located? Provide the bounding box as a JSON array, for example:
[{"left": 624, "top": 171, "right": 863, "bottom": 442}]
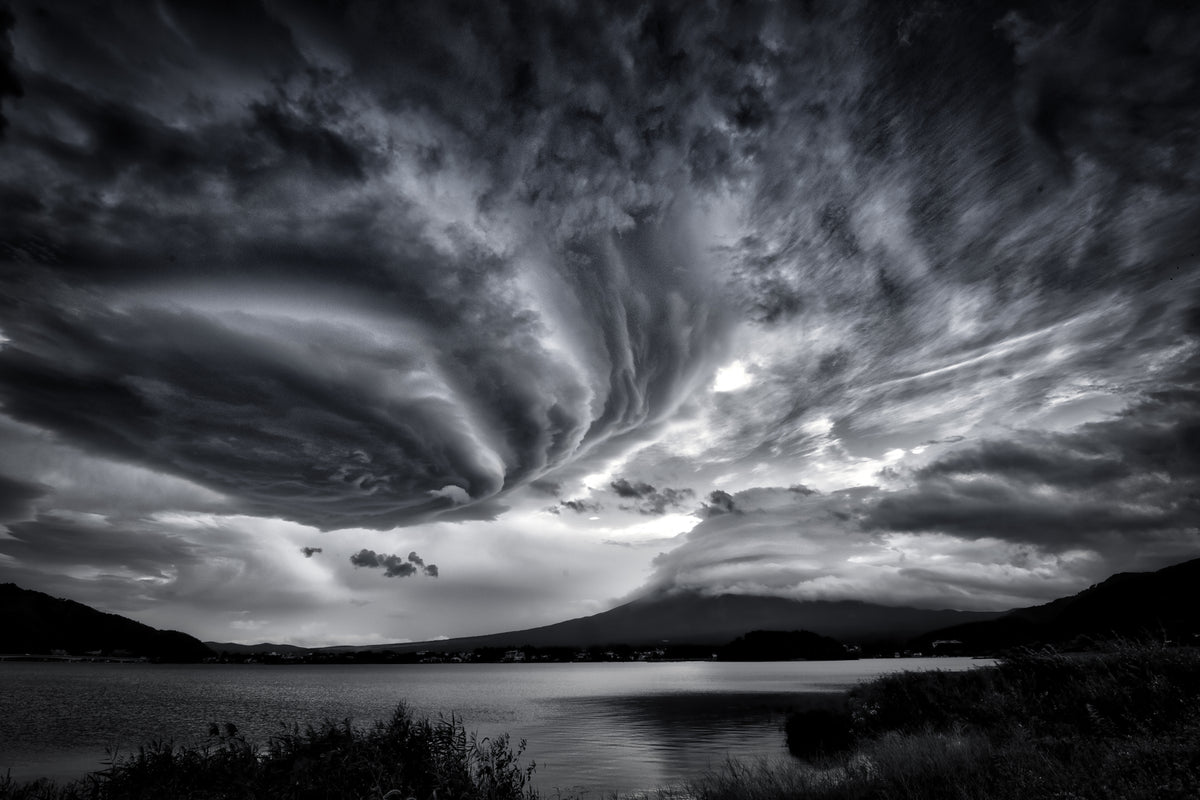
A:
[
  {"left": 3, "top": 0, "right": 1197, "bottom": 535},
  {"left": 386, "top": 561, "right": 416, "bottom": 578},
  {"left": 247, "top": 99, "right": 369, "bottom": 183},
  {"left": 349, "top": 549, "right": 381, "bottom": 568},
  {"left": 703, "top": 490, "right": 738, "bottom": 517},
  {"left": 867, "top": 393, "right": 1200, "bottom": 550},
  {"left": 0, "top": 472, "right": 46, "bottom": 522},
  {"left": 633, "top": 488, "right": 696, "bottom": 516},
  {"left": 1000, "top": 3, "right": 1200, "bottom": 187},
  {"left": 349, "top": 548, "right": 436, "bottom": 579},
  {"left": 609, "top": 478, "right": 694, "bottom": 515},
  {"left": 0, "top": 514, "right": 199, "bottom": 575},
  {"left": 527, "top": 480, "right": 562, "bottom": 497},
  {"left": 0, "top": 4, "right": 20, "bottom": 139},
  {"left": 300, "top": 547, "right": 322, "bottom": 558},
  {"left": 0, "top": 305, "right": 511, "bottom": 530},
  {"left": 557, "top": 499, "right": 601, "bottom": 515},
  {"left": 0, "top": 0, "right": 737, "bottom": 530},
  {"left": 610, "top": 479, "right": 656, "bottom": 499}
]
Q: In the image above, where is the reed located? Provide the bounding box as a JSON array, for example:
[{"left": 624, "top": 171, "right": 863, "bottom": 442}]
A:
[
  {"left": 1, "top": 705, "right": 538, "bottom": 800},
  {"left": 689, "top": 642, "right": 1200, "bottom": 800}
]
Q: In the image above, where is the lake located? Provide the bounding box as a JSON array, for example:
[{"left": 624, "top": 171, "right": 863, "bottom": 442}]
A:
[{"left": 0, "top": 658, "right": 988, "bottom": 796}]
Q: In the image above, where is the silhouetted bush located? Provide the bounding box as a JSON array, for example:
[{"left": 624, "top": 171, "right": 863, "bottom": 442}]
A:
[
  {"left": 0, "top": 705, "right": 537, "bottom": 800},
  {"left": 846, "top": 641, "right": 1200, "bottom": 742},
  {"left": 681, "top": 643, "right": 1200, "bottom": 800},
  {"left": 784, "top": 707, "right": 854, "bottom": 758}
]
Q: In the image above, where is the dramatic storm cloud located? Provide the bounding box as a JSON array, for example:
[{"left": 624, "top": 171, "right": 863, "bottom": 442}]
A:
[
  {"left": 0, "top": 0, "right": 1197, "bottom": 644},
  {"left": 867, "top": 393, "right": 1200, "bottom": 549},
  {"left": 0, "top": 1, "right": 735, "bottom": 531}
]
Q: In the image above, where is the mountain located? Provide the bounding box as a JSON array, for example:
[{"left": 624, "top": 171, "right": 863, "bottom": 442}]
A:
[
  {"left": 912, "top": 556, "right": 1200, "bottom": 653},
  {"left": 321, "top": 593, "right": 1004, "bottom": 653},
  {"left": 719, "top": 629, "right": 851, "bottom": 661},
  {"left": 0, "top": 583, "right": 213, "bottom": 662}
]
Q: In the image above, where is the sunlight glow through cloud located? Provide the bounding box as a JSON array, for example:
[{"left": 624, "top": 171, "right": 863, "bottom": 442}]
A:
[{"left": 712, "top": 360, "right": 753, "bottom": 393}]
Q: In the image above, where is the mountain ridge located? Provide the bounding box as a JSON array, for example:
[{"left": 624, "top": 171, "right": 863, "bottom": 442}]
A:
[
  {"left": 911, "top": 556, "right": 1200, "bottom": 652},
  {"left": 290, "top": 593, "right": 1006, "bottom": 654},
  {"left": 0, "top": 583, "right": 214, "bottom": 662}
]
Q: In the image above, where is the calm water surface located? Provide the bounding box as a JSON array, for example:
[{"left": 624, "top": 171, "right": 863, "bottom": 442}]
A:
[{"left": 0, "top": 658, "right": 988, "bottom": 795}]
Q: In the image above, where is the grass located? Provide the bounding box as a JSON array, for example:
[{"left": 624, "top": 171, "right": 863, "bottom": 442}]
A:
[
  {"left": 0, "top": 705, "right": 537, "bottom": 800},
  {"left": 5, "top": 643, "right": 1199, "bottom": 799},
  {"left": 687, "top": 642, "right": 1200, "bottom": 800}
]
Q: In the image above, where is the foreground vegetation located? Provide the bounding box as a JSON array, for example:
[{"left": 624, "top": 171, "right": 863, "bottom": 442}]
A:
[
  {"left": 693, "top": 643, "right": 1200, "bottom": 800},
  {"left": 0, "top": 707, "right": 537, "bottom": 800},
  {"left": 5, "top": 643, "right": 1198, "bottom": 799}
]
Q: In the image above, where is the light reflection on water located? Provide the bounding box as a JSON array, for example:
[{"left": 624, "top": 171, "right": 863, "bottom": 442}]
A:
[{"left": 0, "top": 658, "right": 988, "bottom": 795}]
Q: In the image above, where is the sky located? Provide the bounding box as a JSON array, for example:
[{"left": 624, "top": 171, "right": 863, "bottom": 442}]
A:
[{"left": 0, "top": 0, "right": 1198, "bottom": 647}]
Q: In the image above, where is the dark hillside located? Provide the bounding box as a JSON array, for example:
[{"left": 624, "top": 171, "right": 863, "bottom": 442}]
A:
[
  {"left": 0, "top": 583, "right": 213, "bottom": 661},
  {"left": 912, "top": 556, "right": 1200, "bottom": 652}
]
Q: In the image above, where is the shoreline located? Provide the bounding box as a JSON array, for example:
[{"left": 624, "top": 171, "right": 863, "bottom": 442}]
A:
[
  {"left": 10, "top": 649, "right": 1195, "bottom": 799},
  {"left": 2, "top": 686, "right": 851, "bottom": 788}
]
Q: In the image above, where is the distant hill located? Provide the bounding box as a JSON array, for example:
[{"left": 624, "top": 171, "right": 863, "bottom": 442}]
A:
[
  {"left": 320, "top": 593, "right": 1004, "bottom": 654},
  {"left": 912, "top": 556, "right": 1200, "bottom": 653},
  {"left": 203, "top": 641, "right": 313, "bottom": 656},
  {"left": 0, "top": 583, "right": 213, "bottom": 662}
]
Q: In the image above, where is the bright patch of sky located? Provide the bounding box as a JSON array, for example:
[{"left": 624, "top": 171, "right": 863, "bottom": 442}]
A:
[{"left": 712, "top": 360, "right": 754, "bottom": 393}]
